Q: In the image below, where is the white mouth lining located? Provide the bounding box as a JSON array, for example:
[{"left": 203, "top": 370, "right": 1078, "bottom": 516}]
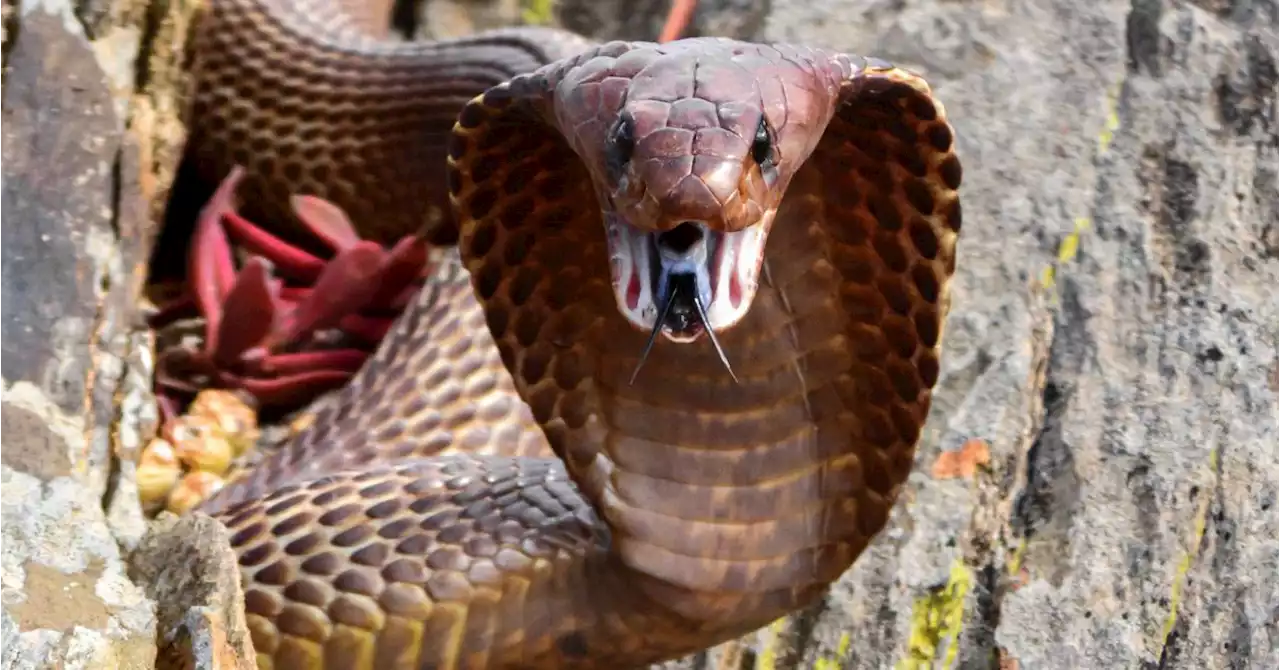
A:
[{"left": 604, "top": 213, "right": 768, "bottom": 339}]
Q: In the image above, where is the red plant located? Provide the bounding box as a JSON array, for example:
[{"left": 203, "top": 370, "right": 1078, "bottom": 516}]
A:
[{"left": 150, "top": 166, "right": 430, "bottom": 416}]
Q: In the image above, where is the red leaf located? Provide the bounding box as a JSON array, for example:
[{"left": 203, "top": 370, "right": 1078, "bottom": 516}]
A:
[
  {"left": 189, "top": 167, "right": 244, "bottom": 352},
  {"left": 155, "top": 394, "right": 181, "bottom": 426},
  {"left": 278, "top": 286, "right": 311, "bottom": 303},
  {"left": 257, "top": 349, "right": 369, "bottom": 376},
  {"left": 213, "top": 258, "right": 282, "bottom": 368},
  {"left": 146, "top": 292, "right": 199, "bottom": 328},
  {"left": 367, "top": 236, "right": 429, "bottom": 311},
  {"left": 386, "top": 283, "right": 422, "bottom": 312},
  {"left": 221, "top": 210, "right": 327, "bottom": 283},
  {"left": 337, "top": 313, "right": 397, "bottom": 344},
  {"left": 291, "top": 195, "right": 361, "bottom": 252},
  {"left": 240, "top": 369, "right": 355, "bottom": 408},
  {"left": 270, "top": 242, "right": 385, "bottom": 345}
]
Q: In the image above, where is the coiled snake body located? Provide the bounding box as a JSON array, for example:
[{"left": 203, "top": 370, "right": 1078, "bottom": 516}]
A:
[{"left": 182, "top": 0, "right": 965, "bottom": 667}]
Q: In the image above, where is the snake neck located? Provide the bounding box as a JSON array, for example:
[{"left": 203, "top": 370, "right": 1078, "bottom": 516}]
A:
[
  {"left": 523, "top": 211, "right": 896, "bottom": 632},
  {"left": 452, "top": 59, "right": 956, "bottom": 645},
  {"left": 457, "top": 133, "right": 918, "bottom": 632}
]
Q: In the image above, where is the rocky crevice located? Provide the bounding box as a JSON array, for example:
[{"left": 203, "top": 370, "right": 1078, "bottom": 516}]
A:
[{"left": 2, "top": 0, "right": 194, "bottom": 664}]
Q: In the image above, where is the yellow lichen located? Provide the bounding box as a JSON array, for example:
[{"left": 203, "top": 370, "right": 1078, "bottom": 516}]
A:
[
  {"left": 1039, "top": 80, "right": 1124, "bottom": 292},
  {"left": 521, "top": 0, "right": 555, "bottom": 25},
  {"left": 812, "top": 632, "right": 851, "bottom": 670},
  {"left": 1160, "top": 445, "right": 1217, "bottom": 643},
  {"left": 1040, "top": 215, "right": 1093, "bottom": 290},
  {"left": 754, "top": 618, "right": 789, "bottom": 670},
  {"left": 1007, "top": 538, "right": 1028, "bottom": 577},
  {"left": 897, "top": 560, "right": 973, "bottom": 670},
  {"left": 1096, "top": 102, "right": 1121, "bottom": 154}
]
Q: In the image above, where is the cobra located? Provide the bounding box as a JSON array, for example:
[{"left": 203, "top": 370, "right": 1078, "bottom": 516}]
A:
[{"left": 177, "top": 0, "right": 966, "bottom": 667}]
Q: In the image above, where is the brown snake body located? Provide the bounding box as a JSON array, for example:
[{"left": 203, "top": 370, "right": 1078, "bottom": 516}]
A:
[{"left": 181, "top": 0, "right": 965, "bottom": 667}]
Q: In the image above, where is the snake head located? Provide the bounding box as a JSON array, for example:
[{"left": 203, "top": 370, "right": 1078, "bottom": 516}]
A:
[
  {"left": 451, "top": 37, "right": 960, "bottom": 388},
  {"left": 553, "top": 38, "right": 846, "bottom": 343}
]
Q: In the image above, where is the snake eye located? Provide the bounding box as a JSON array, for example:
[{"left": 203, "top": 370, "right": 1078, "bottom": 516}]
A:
[
  {"left": 750, "top": 116, "right": 774, "bottom": 168},
  {"left": 606, "top": 114, "right": 636, "bottom": 182}
]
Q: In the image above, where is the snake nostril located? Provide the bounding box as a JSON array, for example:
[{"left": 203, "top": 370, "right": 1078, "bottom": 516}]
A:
[{"left": 656, "top": 222, "right": 704, "bottom": 255}]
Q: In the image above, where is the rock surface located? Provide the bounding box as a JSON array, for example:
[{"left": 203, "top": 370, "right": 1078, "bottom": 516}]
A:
[
  {"left": 1, "top": 0, "right": 193, "bottom": 666},
  {"left": 128, "top": 514, "right": 256, "bottom": 670},
  {"left": 751, "top": 0, "right": 1277, "bottom": 667},
  {"left": 2, "top": 0, "right": 1275, "bottom": 669}
]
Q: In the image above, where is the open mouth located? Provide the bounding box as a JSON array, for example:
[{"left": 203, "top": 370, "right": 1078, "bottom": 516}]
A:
[{"left": 604, "top": 214, "right": 767, "bottom": 344}]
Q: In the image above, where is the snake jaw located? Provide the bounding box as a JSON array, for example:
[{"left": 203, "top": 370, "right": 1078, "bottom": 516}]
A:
[
  {"left": 605, "top": 212, "right": 770, "bottom": 343},
  {"left": 149, "top": 166, "right": 431, "bottom": 412}
]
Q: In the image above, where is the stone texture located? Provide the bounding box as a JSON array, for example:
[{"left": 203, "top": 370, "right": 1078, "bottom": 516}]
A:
[
  {"left": 128, "top": 514, "right": 256, "bottom": 670},
  {"left": 2, "top": 3, "right": 154, "bottom": 666},
  {"left": 1, "top": 472, "right": 155, "bottom": 668},
  {"left": 730, "top": 0, "right": 1278, "bottom": 667},
  {"left": 1, "top": 0, "right": 194, "bottom": 665}
]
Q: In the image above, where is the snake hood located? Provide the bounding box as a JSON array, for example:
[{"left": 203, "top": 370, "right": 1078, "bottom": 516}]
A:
[{"left": 546, "top": 39, "right": 847, "bottom": 345}]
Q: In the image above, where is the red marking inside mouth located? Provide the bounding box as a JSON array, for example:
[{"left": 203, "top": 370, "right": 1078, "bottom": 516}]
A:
[
  {"left": 722, "top": 232, "right": 744, "bottom": 309},
  {"left": 626, "top": 270, "right": 641, "bottom": 310}
]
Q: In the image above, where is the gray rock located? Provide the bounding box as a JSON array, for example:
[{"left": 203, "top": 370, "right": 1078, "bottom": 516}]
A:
[
  {"left": 1, "top": 0, "right": 193, "bottom": 666},
  {"left": 728, "top": 0, "right": 1278, "bottom": 668},
  {"left": 128, "top": 514, "right": 256, "bottom": 670}
]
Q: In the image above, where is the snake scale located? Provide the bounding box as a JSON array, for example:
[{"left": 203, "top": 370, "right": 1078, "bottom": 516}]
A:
[{"left": 178, "top": 0, "right": 965, "bottom": 667}]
